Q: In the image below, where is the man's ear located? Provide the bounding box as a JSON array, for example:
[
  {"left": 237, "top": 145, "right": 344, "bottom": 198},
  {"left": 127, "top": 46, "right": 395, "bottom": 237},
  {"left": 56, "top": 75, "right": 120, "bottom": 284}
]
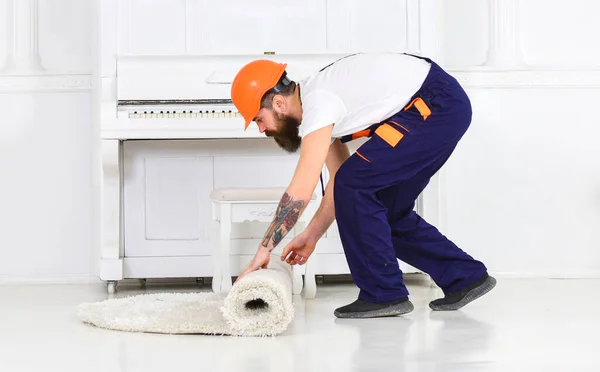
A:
[{"left": 272, "top": 94, "right": 287, "bottom": 113}]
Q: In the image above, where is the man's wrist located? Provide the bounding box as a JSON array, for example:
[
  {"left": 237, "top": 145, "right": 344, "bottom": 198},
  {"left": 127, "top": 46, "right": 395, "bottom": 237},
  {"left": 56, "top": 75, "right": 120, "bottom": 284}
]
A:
[
  {"left": 308, "top": 211, "right": 336, "bottom": 238},
  {"left": 258, "top": 245, "right": 272, "bottom": 253},
  {"left": 304, "top": 224, "right": 323, "bottom": 242}
]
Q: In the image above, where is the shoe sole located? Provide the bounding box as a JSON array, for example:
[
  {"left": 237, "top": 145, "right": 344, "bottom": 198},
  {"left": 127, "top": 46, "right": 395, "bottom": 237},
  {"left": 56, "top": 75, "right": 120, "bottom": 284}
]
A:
[
  {"left": 334, "top": 300, "right": 414, "bottom": 319},
  {"left": 429, "top": 275, "right": 497, "bottom": 311}
]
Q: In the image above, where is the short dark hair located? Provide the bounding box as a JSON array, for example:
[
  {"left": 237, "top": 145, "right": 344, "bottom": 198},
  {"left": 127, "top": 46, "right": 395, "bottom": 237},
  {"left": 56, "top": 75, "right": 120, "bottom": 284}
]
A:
[{"left": 260, "top": 71, "right": 296, "bottom": 109}]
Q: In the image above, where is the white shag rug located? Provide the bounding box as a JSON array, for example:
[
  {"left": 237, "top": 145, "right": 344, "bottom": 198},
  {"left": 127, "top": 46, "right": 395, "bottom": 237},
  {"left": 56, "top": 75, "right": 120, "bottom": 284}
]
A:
[{"left": 77, "top": 256, "right": 295, "bottom": 337}]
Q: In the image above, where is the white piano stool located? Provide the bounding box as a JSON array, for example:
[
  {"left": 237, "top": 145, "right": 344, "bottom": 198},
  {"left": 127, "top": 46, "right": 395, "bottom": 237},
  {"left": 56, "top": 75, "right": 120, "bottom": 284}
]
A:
[{"left": 210, "top": 187, "right": 318, "bottom": 299}]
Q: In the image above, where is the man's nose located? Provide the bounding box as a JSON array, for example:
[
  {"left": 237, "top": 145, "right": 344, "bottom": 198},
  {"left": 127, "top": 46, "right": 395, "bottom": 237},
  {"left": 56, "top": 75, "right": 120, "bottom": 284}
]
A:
[{"left": 258, "top": 125, "right": 266, "bottom": 133}]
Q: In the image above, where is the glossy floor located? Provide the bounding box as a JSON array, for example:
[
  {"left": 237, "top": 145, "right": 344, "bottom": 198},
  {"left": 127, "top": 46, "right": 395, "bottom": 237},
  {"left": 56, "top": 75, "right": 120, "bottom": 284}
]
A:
[{"left": 0, "top": 276, "right": 598, "bottom": 372}]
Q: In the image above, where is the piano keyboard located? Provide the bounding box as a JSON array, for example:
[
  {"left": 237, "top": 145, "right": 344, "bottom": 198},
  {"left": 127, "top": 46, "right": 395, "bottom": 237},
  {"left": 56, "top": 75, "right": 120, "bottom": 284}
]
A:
[
  {"left": 117, "top": 99, "right": 242, "bottom": 120},
  {"left": 127, "top": 110, "right": 243, "bottom": 119}
]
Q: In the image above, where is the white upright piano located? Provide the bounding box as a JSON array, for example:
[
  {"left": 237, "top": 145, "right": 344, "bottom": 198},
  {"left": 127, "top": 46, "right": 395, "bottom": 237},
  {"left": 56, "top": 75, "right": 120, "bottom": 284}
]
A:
[{"left": 97, "top": 0, "right": 441, "bottom": 293}]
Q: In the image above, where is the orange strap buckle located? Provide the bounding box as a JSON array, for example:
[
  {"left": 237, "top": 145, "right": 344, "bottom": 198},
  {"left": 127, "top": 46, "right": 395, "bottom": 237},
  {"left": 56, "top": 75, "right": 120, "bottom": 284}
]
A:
[
  {"left": 404, "top": 97, "right": 431, "bottom": 120},
  {"left": 351, "top": 129, "right": 371, "bottom": 141}
]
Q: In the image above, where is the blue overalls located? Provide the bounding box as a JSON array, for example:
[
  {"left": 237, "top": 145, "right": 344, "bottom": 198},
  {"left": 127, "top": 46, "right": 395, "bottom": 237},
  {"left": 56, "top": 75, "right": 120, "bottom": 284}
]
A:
[{"left": 333, "top": 55, "right": 488, "bottom": 303}]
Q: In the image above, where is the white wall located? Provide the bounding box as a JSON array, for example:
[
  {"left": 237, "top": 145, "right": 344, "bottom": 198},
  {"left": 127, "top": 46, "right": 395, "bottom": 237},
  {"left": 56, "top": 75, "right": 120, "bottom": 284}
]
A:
[
  {"left": 0, "top": 93, "right": 94, "bottom": 282},
  {"left": 520, "top": 0, "right": 600, "bottom": 67},
  {"left": 442, "top": 87, "right": 600, "bottom": 277},
  {"left": 0, "top": 0, "right": 95, "bottom": 283},
  {"left": 439, "top": 0, "right": 600, "bottom": 276},
  {"left": 0, "top": 0, "right": 599, "bottom": 283},
  {"left": 442, "top": 0, "right": 600, "bottom": 68}
]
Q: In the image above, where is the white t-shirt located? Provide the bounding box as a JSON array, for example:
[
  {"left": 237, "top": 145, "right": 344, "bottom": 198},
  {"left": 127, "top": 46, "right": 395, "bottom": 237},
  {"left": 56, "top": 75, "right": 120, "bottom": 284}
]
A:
[{"left": 298, "top": 53, "right": 431, "bottom": 139}]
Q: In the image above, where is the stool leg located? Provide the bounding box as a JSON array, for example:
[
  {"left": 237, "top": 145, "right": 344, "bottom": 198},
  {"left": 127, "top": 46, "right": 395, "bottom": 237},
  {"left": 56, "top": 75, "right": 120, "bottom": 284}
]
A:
[
  {"left": 304, "top": 251, "right": 317, "bottom": 299},
  {"left": 220, "top": 204, "right": 233, "bottom": 292},
  {"left": 212, "top": 219, "right": 222, "bottom": 293}
]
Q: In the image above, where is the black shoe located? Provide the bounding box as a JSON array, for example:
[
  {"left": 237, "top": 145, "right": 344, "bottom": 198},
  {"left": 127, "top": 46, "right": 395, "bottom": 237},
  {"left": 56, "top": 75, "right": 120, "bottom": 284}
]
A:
[
  {"left": 429, "top": 273, "right": 497, "bottom": 311},
  {"left": 334, "top": 297, "right": 414, "bottom": 319}
]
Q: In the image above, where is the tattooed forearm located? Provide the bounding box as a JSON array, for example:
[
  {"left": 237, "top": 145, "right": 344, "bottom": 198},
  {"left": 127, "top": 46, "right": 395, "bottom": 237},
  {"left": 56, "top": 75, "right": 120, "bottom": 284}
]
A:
[{"left": 261, "top": 192, "right": 306, "bottom": 251}]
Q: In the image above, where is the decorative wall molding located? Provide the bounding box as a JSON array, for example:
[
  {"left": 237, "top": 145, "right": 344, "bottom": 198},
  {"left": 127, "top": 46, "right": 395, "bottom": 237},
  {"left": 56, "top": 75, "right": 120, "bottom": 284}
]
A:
[
  {"left": 1, "top": 0, "right": 91, "bottom": 93},
  {"left": 2, "top": 0, "right": 45, "bottom": 73},
  {"left": 0, "top": 74, "right": 92, "bottom": 93},
  {"left": 484, "top": 0, "right": 524, "bottom": 68},
  {"left": 451, "top": 68, "right": 600, "bottom": 89}
]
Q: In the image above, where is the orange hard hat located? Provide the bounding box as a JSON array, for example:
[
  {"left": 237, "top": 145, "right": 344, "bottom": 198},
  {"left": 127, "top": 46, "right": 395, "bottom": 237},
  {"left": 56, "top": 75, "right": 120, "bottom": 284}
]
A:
[{"left": 231, "top": 59, "right": 288, "bottom": 130}]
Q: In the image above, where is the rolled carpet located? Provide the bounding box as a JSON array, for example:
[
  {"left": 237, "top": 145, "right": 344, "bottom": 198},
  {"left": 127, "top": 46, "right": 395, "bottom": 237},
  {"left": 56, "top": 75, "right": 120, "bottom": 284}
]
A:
[{"left": 76, "top": 256, "right": 295, "bottom": 337}]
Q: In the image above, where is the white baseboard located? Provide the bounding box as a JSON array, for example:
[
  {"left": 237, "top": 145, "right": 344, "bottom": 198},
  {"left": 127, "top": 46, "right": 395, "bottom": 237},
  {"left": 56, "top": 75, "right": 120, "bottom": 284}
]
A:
[{"left": 0, "top": 275, "right": 102, "bottom": 285}]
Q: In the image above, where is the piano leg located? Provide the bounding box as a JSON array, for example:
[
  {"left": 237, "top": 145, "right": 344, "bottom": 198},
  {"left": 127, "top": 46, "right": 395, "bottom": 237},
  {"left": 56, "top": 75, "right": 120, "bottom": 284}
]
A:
[
  {"left": 100, "top": 140, "right": 124, "bottom": 292},
  {"left": 107, "top": 280, "right": 117, "bottom": 294}
]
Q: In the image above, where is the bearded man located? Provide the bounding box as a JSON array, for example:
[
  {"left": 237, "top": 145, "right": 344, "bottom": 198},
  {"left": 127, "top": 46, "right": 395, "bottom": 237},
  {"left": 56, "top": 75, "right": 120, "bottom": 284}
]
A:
[{"left": 230, "top": 53, "right": 495, "bottom": 319}]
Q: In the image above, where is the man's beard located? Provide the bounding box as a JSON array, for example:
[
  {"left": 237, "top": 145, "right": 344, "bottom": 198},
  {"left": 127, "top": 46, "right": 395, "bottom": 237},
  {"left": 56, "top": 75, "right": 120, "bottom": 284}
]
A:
[{"left": 265, "top": 113, "right": 302, "bottom": 153}]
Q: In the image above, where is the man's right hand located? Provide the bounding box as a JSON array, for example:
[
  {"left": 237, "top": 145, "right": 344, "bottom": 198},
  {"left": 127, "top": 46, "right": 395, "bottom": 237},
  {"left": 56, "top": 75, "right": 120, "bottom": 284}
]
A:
[
  {"left": 234, "top": 246, "right": 271, "bottom": 284},
  {"left": 280, "top": 231, "right": 318, "bottom": 265}
]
